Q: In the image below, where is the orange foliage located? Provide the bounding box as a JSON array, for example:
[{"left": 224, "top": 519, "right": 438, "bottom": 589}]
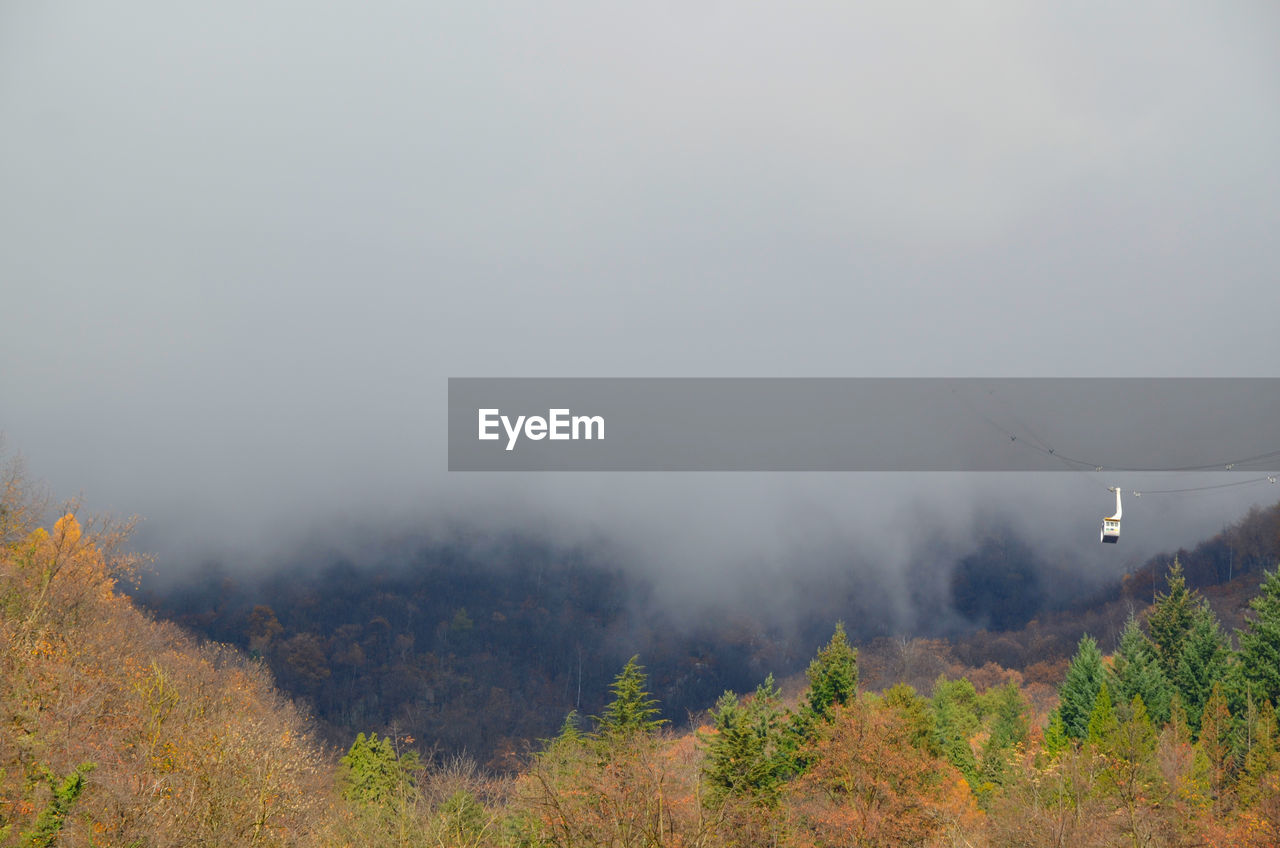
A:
[
  {"left": 787, "top": 699, "right": 984, "bottom": 848},
  {"left": 1, "top": 512, "right": 328, "bottom": 847}
]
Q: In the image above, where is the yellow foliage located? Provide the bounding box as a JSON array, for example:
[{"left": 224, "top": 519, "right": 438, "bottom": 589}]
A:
[
  {"left": 1, "top": 499, "right": 329, "bottom": 847},
  {"left": 53, "top": 512, "right": 82, "bottom": 549}
]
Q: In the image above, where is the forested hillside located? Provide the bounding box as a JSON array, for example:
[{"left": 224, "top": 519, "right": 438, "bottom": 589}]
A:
[
  {"left": 6, "top": 461, "right": 1280, "bottom": 845},
  {"left": 137, "top": 541, "right": 794, "bottom": 764},
  {"left": 0, "top": 479, "right": 328, "bottom": 845},
  {"left": 138, "top": 500, "right": 1280, "bottom": 766}
]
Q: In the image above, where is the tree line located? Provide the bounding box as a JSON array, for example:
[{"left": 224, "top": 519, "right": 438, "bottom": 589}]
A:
[
  {"left": 320, "top": 559, "right": 1280, "bottom": 847},
  {"left": 4, "top": 462, "right": 1280, "bottom": 845}
]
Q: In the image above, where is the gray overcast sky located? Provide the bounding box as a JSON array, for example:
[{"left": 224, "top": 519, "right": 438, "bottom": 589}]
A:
[{"left": 2, "top": 2, "right": 1278, "bottom": 587}]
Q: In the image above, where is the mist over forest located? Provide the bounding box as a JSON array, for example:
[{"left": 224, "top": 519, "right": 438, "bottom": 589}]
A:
[
  {"left": 4, "top": 2, "right": 1280, "bottom": 843},
  {"left": 133, "top": 493, "right": 1280, "bottom": 763}
]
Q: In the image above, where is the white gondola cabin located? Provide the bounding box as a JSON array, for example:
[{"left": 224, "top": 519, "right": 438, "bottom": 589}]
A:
[{"left": 1100, "top": 487, "right": 1121, "bottom": 544}]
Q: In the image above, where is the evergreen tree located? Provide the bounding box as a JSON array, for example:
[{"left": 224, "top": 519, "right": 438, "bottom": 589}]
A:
[
  {"left": 547, "top": 710, "right": 584, "bottom": 750},
  {"left": 1167, "top": 693, "right": 1192, "bottom": 747},
  {"left": 801, "top": 622, "right": 859, "bottom": 722},
  {"left": 1126, "top": 695, "right": 1158, "bottom": 758},
  {"left": 1239, "top": 699, "right": 1279, "bottom": 807},
  {"left": 1173, "top": 603, "right": 1231, "bottom": 732},
  {"left": 558, "top": 709, "right": 583, "bottom": 742},
  {"left": 1196, "top": 682, "right": 1235, "bottom": 805},
  {"left": 882, "top": 682, "right": 937, "bottom": 753},
  {"left": 985, "top": 680, "right": 1030, "bottom": 751},
  {"left": 1235, "top": 568, "right": 1280, "bottom": 711},
  {"left": 1086, "top": 682, "right": 1119, "bottom": 748},
  {"left": 703, "top": 675, "right": 787, "bottom": 805},
  {"left": 783, "top": 624, "right": 860, "bottom": 772},
  {"left": 931, "top": 676, "right": 980, "bottom": 786},
  {"left": 1042, "top": 709, "right": 1070, "bottom": 760},
  {"left": 1109, "top": 614, "right": 1173, "bottom": 726},
  {"left": 437, "top": 789, "right": 487, "bottom": 845},
  {"left": 977, "top": 682, "right": 1029, "bottom": 797},
  {"left": 597, "top": 655, "right": 665, "bottom": 740},
  {"left": 338, "top": 732, "right": 419, "bottom": 806},
  {"left": 1096, "top": 695, "right": 1160, "bottom": 804},
  {"left": 19, "top": 763, "right": 94, "bottom": 848},
  {"left": 1059, "top": 635, "right": 1106, "bottom": 740},
  {"left": 538, "top": 711, "right": 588, "bottom": 772},
  {"left": 1147, "top": 558, "right": 1198, "bottom": 679}
]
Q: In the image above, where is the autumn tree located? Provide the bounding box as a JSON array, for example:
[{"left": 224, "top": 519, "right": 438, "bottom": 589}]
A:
[
  {"left": 524, "top": 692, "right": 711, "bottom": 848},
  {"left": 1095, "top": 695, "right": 1163, "bottom": 845},
  {"left": 1196, "top": 682, "right": 1236, "bottom": 811},
  {"left": 1240, "top": 699, "right": 1279, "bottom": 808},
  {"left": 787, "top": 699, "right": 981, "bottom": 848},
  {"left": 419, "top": 755, "right": 503, "bottom": 848},
  {"left": 1144, "top": 695, "right": 1216, "bottom": 847},
  {"left": 0, "top": 451, "right": 43, "bottom": 545},
  {"left": 1, "top": 510, "right": 328, "bottom": 848}
]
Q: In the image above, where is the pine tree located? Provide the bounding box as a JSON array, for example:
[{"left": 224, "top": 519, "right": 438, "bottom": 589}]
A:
[
  {"left": 1173, "top": 603, "right": 1231, "bottom": 732},
  {"left": 985, "top": 680, "right": 1030, "bottom": 751},
  {"left": 1086, "top": 682, "right": 1119, "bottom": 748},
  {"left": 437, "top": 789, "right": 487, "bottom": 846},
  {"left": 1235, "top": 568, "right": 1280, "bottom": 711},
  {"left": 1059, "top": 635, "right": 1106, "bottom": 740},
  {"left": 1042, "top": 709, "right": 1070, "bottom": 759},
  {"left": 977, "top": 682, "right": 1029, "bottom": 797},
  {"left": 1167, "top": 693, "right": 1192, "bottom": 747},
  {"left": 339, "top": 732, "right": 419, "bottom": 806},
  {"left": 552, "top": 710, "right": 583, "bottom": 746},
  {"left": 802, "top": 622, "right": 859, "bottom": 722},
  {"left": 1147, "top": 558, "right": 1198, "bottom": 680},
  {"left": 882, "top": 682, "right": 937, "bottom": 753},
  {"left": 703, "top": 675, "right": 787, "bottom": 805},
  {"left": 597, "top": 655, "right": 665, "bottom": 740},
  {"left": 1126, "top": 694, "right": 1159, "bottom": 760},
  {"left": 1109, "top": 614, "right": 1173, "bottom": 726},
  {"left": 538, "top": 711, "right": 587, "bottom": 771},
  {"left": 783, "top": 624, "right": 860, "bottom": 772},
  {"left": 1096, "top": 695, "right": 1160, "bottom": 807},
  {"left": 1196, "top": 682, "right": 1235, "bottom": 805},
  {"left": 1239, "top": 699, "right": 1279, "bottom": 807},
  {"left": 931, "top": 676, "right": 980, "bottom": 786}
]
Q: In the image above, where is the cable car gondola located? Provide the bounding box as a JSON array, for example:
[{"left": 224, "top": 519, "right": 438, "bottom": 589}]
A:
[{"left": 1100, "top": 486, "right": 1121, "bottom": 544}]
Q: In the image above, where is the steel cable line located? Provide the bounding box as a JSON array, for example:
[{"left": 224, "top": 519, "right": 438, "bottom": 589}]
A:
[{"left": 953, "top": 385, "right": 1280, "bottom": 494}]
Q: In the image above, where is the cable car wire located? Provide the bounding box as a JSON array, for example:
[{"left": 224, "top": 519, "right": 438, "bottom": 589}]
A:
[
  {"left": 954, "top": 385, "right": 1280, "bottom": 492},
  {"left": 1131, "top": 476, "right": 1278, "bottom": 497}
]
